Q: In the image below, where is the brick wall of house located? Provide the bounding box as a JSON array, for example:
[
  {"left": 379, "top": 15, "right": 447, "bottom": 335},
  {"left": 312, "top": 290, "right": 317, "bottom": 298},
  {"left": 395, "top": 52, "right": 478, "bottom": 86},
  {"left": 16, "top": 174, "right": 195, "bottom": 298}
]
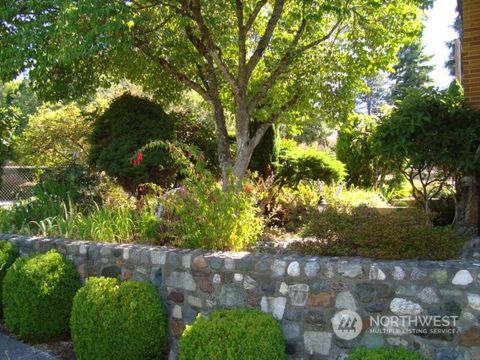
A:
[{"left": 463, "top": 0, "right": 480, "bottom": 109}]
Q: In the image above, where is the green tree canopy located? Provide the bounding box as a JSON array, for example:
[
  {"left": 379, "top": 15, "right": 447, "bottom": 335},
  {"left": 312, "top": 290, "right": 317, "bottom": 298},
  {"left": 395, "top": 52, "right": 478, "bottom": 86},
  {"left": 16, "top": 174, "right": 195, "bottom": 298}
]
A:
[
  {"left": 0, "top": 0, "right": 430, "bottom": 184},
  {"left": 375, "top": 81, "right": 480, "bottom": 217},
  {"left": 389, "top": 39, "right": 434, "bottom": 101}
]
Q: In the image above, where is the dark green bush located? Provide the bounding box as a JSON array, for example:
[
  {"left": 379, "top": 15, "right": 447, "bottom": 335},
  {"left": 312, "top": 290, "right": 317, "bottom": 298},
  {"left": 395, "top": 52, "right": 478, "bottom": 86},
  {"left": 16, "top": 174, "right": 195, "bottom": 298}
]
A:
[
  {"left": 336, "top": 113, "right": 403, "bottom": 190},
  {"left": 179, "top": 309, "right": 286, "bottom": 360},
  {"left": 348, "top": 347, "right": 426, "bottom": 360},
  {"left": 293, "top": 207, "right": 464, "bottom": 260},
  {"left": 71, "top": 277, "right": 167, "bottom": 360},
  {"left": 172, "top": 111, "right": 218, "bottom": 173},
  {"left": 35, "top": 164, "right": 104, "bottom": 207},
  {"left": 3, "top": 250, "right": 81, "bottom": 340},
  {"left": 249, "top": 122, "right": 280, "bottom": 177},
  {"left": 88, "top": 94, "right": 176, "bottom": 192},
  {"left": 277, "top": 139, "right": 346, "bottom": 186},
  {"left": 0, "top": 240, "right": 19, "bottom": 314}
]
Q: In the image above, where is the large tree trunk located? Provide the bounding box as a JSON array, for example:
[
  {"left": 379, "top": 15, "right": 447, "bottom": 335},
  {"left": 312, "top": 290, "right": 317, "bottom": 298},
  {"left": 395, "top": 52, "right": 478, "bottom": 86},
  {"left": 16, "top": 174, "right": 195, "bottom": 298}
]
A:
[
  {"left": 454, "top": 174, "right": 480, "bottom": 235},
  {"left": 210, "top": 98, "right": 232, "bottom": 187}
]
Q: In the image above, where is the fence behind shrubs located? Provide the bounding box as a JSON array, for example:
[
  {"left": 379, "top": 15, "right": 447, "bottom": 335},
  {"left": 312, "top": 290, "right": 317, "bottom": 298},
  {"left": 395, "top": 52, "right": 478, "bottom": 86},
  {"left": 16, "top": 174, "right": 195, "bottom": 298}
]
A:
[{"left": 0, "top": 166, "right": 39, "bottom": 201}]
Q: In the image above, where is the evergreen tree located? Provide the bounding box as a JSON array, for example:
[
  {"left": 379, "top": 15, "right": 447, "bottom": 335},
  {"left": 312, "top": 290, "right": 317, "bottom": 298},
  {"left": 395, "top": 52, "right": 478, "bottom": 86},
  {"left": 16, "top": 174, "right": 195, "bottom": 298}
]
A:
[
  {"left": 389, "top": 40, "right": 434, "bottom": 101},
  {"left": 444, "top": 8, "right": 462, "bottom": 77},
  {"left": 357, "top": 72, "right": 390, "bottom": 115}
]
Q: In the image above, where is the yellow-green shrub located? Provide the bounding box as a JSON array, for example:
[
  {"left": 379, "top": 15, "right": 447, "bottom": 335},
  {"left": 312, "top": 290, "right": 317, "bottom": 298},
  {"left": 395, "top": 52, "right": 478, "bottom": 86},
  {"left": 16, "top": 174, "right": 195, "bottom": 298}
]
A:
[
  {"left": 162, "top": 174, "right": 263, "bottom": 251},
  {"left": 179, "top": 309, "right": 286, "bottom": 360},
  {"left": 70, "top": 277, "right": 167, "bottom": 360}
]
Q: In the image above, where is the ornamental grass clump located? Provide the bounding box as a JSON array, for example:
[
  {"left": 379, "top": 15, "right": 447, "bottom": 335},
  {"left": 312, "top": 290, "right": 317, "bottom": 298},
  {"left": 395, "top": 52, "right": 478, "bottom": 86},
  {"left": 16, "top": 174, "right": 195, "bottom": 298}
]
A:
[
  {"left": 3, "top": 250, "right": 81, "bottom": 341},
  {"left": 70, "top": 277, "right": 167, "bottom": 360},
  {"left": 179, "top": 309, "right": 286, "bottom": 360}
]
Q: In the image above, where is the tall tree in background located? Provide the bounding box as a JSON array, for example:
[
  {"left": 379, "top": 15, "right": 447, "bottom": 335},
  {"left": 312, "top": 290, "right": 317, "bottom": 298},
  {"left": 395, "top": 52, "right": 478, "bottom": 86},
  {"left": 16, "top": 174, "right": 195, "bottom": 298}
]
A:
[
  {"left": 357, "top": 72, "right": 390, "bottom": 115},
  {"left": 1, "top": 0, "right": 429, "bottom": 185},
  {"left": 444, "top": 7, "right": 462, "bottom": 77},
  {"left": 389, "top": 39, "right": 434, "bottom": 101}
]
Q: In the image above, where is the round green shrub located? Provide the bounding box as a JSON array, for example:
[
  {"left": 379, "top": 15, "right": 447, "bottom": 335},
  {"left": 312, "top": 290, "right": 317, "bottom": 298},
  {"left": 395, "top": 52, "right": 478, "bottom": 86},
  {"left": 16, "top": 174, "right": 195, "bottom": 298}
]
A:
[
  {"left": 88, "top": 94, "right": 176, "bottom": 192},
  {"left": 70, "top": 277, "right": 167, "bottom": 360},
  {"left": 0, "top": 240, "right": 19, "bottom": 314},
  {"left": 348, "top": 347, "right": 426, "bottom": 359},
  {"left": 3, "top": 250, "right": 81, "bottom": 340},
  {"left": 179, "top": 309, "right": 286, "bottom": 360},
  {"left": 277, "top": 139, "right": 346, "bottom": 186}
]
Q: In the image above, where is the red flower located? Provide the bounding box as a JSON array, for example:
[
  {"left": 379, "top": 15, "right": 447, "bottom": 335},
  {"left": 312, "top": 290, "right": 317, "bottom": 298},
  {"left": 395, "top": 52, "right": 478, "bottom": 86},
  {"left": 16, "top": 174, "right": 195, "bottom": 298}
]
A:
[
  {"left": 243, "top": 184, "right": 254, "bottom": 193},
  {"left": 131, "top": 151, "right": 144, "bottom": 166}
]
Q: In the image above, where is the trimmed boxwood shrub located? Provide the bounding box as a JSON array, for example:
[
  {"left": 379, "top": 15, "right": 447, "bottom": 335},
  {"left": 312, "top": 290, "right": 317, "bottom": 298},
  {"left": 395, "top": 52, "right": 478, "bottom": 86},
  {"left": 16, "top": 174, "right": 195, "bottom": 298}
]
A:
[
  {"left": 0, "top": 240, "right": 19, "bottom": 314},
  {"left": 348, "top": 347, "right": 426, "bottom": 359},
  {"left": 179, "top": 309, "right": 286, "bottom": 360},
  {"left": 70, "top": 277, "right": 167, "bottom": 360},
  {"left": 277, "top": 139, "right": 346, "bottom": 186},
  {"left": 3, "top": 250, "right": 81, "bottom": 340}
]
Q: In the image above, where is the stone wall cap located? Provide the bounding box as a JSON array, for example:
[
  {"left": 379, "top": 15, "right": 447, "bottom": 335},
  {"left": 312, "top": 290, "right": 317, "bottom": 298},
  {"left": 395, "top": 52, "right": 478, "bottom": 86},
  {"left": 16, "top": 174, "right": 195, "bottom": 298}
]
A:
[{"left": 2, "top": 233, "right": 480, "bottom": 268}]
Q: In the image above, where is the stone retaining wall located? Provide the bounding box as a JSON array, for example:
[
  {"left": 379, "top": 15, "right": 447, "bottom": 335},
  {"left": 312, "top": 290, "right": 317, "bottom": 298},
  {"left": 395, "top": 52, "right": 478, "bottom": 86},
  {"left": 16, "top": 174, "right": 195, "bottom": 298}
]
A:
[{"left": 2, "top": 234, "right": 480, "bottom": 359}]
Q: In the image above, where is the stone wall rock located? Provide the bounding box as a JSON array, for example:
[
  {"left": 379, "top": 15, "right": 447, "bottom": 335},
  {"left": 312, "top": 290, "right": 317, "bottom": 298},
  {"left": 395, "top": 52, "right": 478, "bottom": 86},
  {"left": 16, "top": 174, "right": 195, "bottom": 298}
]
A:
[{"left": 2, "top": 233, "right": 480, "bottom": 359}]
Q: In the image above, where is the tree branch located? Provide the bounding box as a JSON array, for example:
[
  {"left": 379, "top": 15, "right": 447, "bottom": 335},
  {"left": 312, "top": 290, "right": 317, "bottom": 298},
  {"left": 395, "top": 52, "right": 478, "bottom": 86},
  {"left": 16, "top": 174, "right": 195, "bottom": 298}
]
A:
[
  {"left": 245, "top": 0, "right": 285, "bottom": 80},
  {"left": 247, "top": 18, "right": 306, "bottom": 115},
  {"left": 299, "top": 17, "right": 343, "bottom": 53},
  {"left": 235, "top": 0, "right": 247, "bottom": 88},
  {"left": 249, "top": 91, "right": 300, "bottom": 149},
  {"left": 244, "top": 0, "right": 268, "bottom": 33},
  {"left": 190, "top": 0, "right": 238, "bottom": 93},
  {"left": 134, "top": 38, "right": 210, "bottom": 101}
]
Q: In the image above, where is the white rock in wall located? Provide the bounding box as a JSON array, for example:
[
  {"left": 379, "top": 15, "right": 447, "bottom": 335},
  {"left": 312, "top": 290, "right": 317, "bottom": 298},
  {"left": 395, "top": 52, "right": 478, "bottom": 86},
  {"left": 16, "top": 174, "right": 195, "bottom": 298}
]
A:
[
  {"left": 369, "top": 265, "right": 386, "bottom": 280},
  {"left": 467, "top": 293, "right": 480, "bottom": 311},
  {"left": 417, "top": 287, "right": 440, "bottom": 304},
  {"left": 287, "top": 261, "right": 301, "bottom": 277},
  {"left": 279, "top": 282, "right": 289, "bottom": 295},
  {"left": 392, "top": 266, "right": 405, "bottom": 280},
  {"left": 390, "top": 298, "right": 423, "bottom": 315},
  {"left": 452, "top": 270, "right": 474, "bottom": 285},
  {"left": 335, "top": 290, "right": 357, "bottom": 311},
  {"left": 261, "top": 296, "right": 286, "bottom": 320}
]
